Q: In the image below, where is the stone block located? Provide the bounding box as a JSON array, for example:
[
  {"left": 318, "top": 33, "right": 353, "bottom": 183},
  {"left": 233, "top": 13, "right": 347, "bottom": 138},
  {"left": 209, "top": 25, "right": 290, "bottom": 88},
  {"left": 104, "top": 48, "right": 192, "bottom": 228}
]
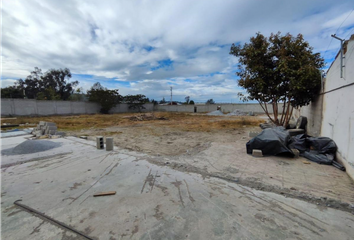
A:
[
  {"left": 46, "top": 126, "right": 58, "bottom": 131},
  {"left": 96, "top": 136, "right": 104, "bottom": 149},
  {"left": 48, "top": 130, "right": 56, "bottom": 135},
  {"left": 106, "top": 137, "right": 114, "bottom": 151},
  {"left": 252, "top": 149, "right": 263, "bottom": 157},
  {"left": 291, "top": 149, "right": 300, "bottom": 158},
  {"left": 56, "top": 131, "right": 66, "bottom": 137},
  {"left": 45, "top": 122, "right": 56, "bottom": 127}
]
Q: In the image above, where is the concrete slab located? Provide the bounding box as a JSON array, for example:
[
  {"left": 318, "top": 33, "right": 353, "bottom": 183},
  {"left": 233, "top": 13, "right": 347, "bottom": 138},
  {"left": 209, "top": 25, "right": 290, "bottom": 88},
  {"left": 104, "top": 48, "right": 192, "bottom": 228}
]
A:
[{"left": 1, "top": 137, "right": 354, "bottom": 239}]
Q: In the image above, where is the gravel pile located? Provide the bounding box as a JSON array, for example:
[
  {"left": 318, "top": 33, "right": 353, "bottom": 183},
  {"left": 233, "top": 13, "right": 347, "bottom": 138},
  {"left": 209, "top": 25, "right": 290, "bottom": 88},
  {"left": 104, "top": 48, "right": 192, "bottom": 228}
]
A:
[
  {"left": 1, "top": 140, "right": 62, "bottom": 156},
  {"left": 206, "top": 110, "right": 225, "bottom": 116},
  {"left": 227, "top": 109, "right": 247, "bottom": 116}
]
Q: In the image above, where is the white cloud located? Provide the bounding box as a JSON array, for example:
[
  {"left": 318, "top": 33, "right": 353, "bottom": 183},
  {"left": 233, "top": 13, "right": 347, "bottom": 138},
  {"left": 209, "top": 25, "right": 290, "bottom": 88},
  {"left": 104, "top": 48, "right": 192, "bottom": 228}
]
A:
[{"left": 2, "top": 0, "right": 354, "bottom": 102}]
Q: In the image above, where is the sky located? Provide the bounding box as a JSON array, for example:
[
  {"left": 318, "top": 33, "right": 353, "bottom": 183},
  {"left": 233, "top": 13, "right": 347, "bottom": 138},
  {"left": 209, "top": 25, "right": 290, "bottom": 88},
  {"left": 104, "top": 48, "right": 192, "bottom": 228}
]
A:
[{"left": 1, "top": 0, "right": 354, "bottom": 103}]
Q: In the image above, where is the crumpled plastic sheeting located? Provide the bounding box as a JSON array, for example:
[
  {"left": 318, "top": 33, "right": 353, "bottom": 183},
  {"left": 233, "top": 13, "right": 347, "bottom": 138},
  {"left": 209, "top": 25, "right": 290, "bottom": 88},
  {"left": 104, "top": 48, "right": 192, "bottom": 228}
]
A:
[{"left": 246, "top": 127, "right": 294, "bottom": 157}]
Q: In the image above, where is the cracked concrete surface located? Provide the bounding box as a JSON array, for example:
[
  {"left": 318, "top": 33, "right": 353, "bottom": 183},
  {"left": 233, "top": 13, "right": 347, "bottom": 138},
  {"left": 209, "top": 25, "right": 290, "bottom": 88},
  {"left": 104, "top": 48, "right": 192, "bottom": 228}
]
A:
[{"left": 1, "top": 136, "right": 354, "bottom": 239}]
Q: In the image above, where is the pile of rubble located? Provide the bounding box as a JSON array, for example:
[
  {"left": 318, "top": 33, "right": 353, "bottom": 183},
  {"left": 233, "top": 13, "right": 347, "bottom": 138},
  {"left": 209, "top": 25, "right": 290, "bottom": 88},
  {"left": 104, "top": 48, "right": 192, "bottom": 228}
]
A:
[
  {"left": 124, "top": 113, "right": 168, "bottom": 121},
  {"left": 33, "top": 121, "right": 58, "bottom": 137}
]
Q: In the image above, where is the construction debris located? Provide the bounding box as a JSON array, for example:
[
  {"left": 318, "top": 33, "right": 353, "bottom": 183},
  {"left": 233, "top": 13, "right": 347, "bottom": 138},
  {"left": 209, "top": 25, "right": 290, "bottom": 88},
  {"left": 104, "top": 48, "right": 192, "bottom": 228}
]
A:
[
  {"left": 124, "top": 113, "right": 168, "bottom": 121},
  {"left": 252, "top": 149, "right": 263, "bottom": 157},
  {"left": 106, "top": 137, "right": 114, "bottom": 151},
  {"left": 206, "top": 110, "right": 224, "bottom": 116},
  {"left": 227, "top": 109, "right": 247, "bottom": 116},
  {"left": 93, "top": 191, "right": 116, "bottom": 197},
  {"left": 96, "top": 136, "right": 104, "bottom": 149},
  {"left": 1, "top": 140, "right": 62, "bottom": 155},
  {"left": 33, "top": 121, "right": 58, "bottom": 136}
]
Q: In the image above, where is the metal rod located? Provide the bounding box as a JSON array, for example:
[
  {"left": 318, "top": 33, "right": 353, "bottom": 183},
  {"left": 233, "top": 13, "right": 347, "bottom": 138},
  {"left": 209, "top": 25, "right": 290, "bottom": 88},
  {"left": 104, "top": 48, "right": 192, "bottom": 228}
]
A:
[
  {"left": 331, "top": 34, "right": 345, "bottom": 78},
  {"left": 14, "top": 200, "right": 94, "bottom": 240}
]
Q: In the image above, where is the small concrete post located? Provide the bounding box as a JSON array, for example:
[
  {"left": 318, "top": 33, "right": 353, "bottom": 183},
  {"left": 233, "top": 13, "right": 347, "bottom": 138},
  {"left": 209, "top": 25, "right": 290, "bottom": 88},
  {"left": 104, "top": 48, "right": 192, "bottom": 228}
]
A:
[
  {"left": 96, "top": 136, "right": 104, "bottom": 149},
  {"left": 106, "top": 137, "right": 114, "bottom": 151},
  {"left": 252, "top": 149, "right": 263, "bottom": 157}
]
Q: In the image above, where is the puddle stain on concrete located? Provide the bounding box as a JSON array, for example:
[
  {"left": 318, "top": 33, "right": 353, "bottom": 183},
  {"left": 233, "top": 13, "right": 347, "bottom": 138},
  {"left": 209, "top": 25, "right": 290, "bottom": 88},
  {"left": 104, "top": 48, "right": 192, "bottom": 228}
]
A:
[
  {"left": 171, "top": 179, "right": 185, "bottom": 207},
  {"left": 69, "top": 182, "right": 83, "bottom": 190},
  {"left": 7, "top": 209, "right": 23, "bottom": 217},
  {"left": 130, "top": 218, "right": 140, "bottom": 239},
  {"left": 30, "top": 220, "right": 45, "bottom": 235},
  {"left": 183, "top": 179, "right": 195, "bottom": 205},
  {"left": 226, "top": 184, "right": 325, "bottom": 237},
  {"left": 70, "top": 162, "right": 120, "bottom": 204},
  {"left": 141, "top": 169, "right": 159, "bottom": 193},
  {"left": 153, "top": 205, "right": 164, "bottom": 220},
  {"left": 155, "top": 184, "right": 169, "bottom": 196}
]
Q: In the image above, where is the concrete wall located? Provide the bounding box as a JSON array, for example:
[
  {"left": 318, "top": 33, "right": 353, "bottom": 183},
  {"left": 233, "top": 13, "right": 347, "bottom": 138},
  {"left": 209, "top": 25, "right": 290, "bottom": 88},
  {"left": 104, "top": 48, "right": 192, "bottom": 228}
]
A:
[
  {"left": 321, "top": 38, "right": 354, "bottom": 179},
  {"left": 293, "top": 95, "right": 323, "bottom": 137},
  {"left": 1, "top": 99, "right": 153, "bottom": 116},
  {"left": 155, "top": 103, "right": 284, "bottom": 114},
  {"left": 295, "top": 36, "right": 354, "bottom": 180}
]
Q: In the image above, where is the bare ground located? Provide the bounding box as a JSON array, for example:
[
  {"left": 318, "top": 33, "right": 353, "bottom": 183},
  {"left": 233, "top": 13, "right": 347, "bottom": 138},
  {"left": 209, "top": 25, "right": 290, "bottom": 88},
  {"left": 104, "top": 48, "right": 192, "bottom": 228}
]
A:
[{"left": 9, "top": 112, "right": 354, "bottom": 212}]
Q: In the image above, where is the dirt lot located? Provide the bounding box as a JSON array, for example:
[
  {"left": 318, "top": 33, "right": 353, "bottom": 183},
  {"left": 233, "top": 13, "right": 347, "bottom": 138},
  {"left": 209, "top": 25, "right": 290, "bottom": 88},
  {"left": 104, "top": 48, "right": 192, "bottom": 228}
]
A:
[
  {"left": 10, "top": 112, "right": 264, "bottom": 156},
  {"left": 6, "top": 112, "right": 354, "bottom": 211}
]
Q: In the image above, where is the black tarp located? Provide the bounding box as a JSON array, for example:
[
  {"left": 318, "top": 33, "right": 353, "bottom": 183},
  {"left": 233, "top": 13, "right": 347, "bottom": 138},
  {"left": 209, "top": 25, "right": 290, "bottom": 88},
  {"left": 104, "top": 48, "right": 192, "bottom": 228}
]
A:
[
  {"left": 247, "top": 128, "right": 344, "bottom": 170},
  {"left": 246, "top": 127, "right": 294, "bottom": 157}
]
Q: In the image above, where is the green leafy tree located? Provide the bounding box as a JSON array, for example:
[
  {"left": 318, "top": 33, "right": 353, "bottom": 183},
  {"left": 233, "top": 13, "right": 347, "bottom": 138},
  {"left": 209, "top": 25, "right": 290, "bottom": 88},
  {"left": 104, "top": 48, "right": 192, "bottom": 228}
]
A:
[
  {"left": 87, "top": 82, "right": 122, "bottom": 114},
  {"left": 1, "top": 85, "right": 24, "bottom": 98},
  {"left": 40, "top": 68, "right": 78, "bottom": 100},
  {"left": 36, "top": 87, "right": 61, "bottom": 100},
  {"left": 189, "top": 100, "right": 195, "bottom": 105},
  {"left": 16, "top": 67, "right": 78, "bottom": 100},
  {"left": 68, "top": 88, "right": 85, "bottom": 101},
  {"left": 230, "top": 32, "right": 324, "bottom": 126},
  {"left": 17, "top": 67, "right": 43, "bottom": 99},
  {"left": 206, "top": 99, "right": 215, "bottom": 104},
  {"left": 124, "top": 94, "right": 149, "bottom": 112}
]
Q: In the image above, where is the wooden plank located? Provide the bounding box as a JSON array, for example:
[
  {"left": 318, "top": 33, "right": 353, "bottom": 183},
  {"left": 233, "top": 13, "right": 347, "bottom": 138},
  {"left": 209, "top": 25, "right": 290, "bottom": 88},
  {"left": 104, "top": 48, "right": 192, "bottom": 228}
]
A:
[{"left": 93, "top": 191, "right": 116, "bottom": 197}]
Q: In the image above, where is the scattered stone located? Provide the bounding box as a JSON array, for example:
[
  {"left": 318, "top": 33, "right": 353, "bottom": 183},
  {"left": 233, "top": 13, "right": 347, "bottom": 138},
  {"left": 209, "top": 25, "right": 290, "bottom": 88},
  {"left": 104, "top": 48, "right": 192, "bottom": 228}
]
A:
[
  {"left": 165, "top": 161, "right": 170, "bottom": 165},
  {"left": 56, "top": 131, "right": 66, "bottom": 137},
  {"left": 1, "top": 140, "right": 61, "bottom": 155},
  {"left": 50, "top": 135, "right": 61, "bottom": 139},
  {"left": 227, "top": 109, "right": 247, "bottom": 116},
  {"left": 290, "top": 187, "right": 297, "bottom": 190},
  {"left": 252, "top": 149, "right": 263, "bottom": 157},
  {"left": 291, "top": 149, "right": 300, "bottom": 158},
  {"left": 302, "top": 160, "right": 311, "bottom": 164},
  {"left": 80, "top": 136, "right": 88, "bottom": 139},
  {"left": 207, "top": 110, "right": 224, "bottom": 116}
]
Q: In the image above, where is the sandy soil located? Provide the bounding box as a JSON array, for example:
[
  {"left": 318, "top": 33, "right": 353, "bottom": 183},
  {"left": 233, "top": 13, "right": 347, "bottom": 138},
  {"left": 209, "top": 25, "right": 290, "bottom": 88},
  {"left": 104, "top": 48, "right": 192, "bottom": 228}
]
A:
[{"left": 66, "top": 115, "right": 259, "bottom": 156}]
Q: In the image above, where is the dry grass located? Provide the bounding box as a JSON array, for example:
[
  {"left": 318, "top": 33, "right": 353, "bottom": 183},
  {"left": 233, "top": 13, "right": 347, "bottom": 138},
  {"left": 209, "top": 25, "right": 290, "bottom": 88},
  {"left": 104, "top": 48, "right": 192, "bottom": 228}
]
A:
[{"left": 7, "top": 112, "right": 264, "bottom": 132}]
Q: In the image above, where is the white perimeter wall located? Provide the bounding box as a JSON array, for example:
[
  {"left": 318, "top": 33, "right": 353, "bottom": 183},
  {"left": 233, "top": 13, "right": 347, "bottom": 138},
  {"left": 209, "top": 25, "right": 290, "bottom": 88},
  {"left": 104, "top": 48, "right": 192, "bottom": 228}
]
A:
[
  {"left": 295, "top": 38, "right": 354, "bottom": 179},
  {"left": 155, "top": 103, "right": 283, "bottom": 114},
  {"left": 321, "top": 39, "right": 354, "bottom": 179},
  {"left": 1, "top": 99, "right": 153, "bottom": 116}
]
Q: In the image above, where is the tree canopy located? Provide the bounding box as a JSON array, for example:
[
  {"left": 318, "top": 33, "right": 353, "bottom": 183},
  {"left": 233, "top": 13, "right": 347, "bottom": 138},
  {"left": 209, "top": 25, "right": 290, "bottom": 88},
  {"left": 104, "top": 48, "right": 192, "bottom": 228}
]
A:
[
  {"left": 87, "top": 82, "right": 123, "bottom": 114},
  {"left": 124, "top": 94, "right": 149, "bottom": 112},
  {"left": 230, "top": 32, "right": 324, "bottom": 126},
  {"left": 1, "top": 85, "right": 24, "bottom": 99},
  {"left": 1, "top": 67, "right": 78, "bottom": 100},
  {"left": 206, "top": 99, "right": 215, "bottom": 104}
]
